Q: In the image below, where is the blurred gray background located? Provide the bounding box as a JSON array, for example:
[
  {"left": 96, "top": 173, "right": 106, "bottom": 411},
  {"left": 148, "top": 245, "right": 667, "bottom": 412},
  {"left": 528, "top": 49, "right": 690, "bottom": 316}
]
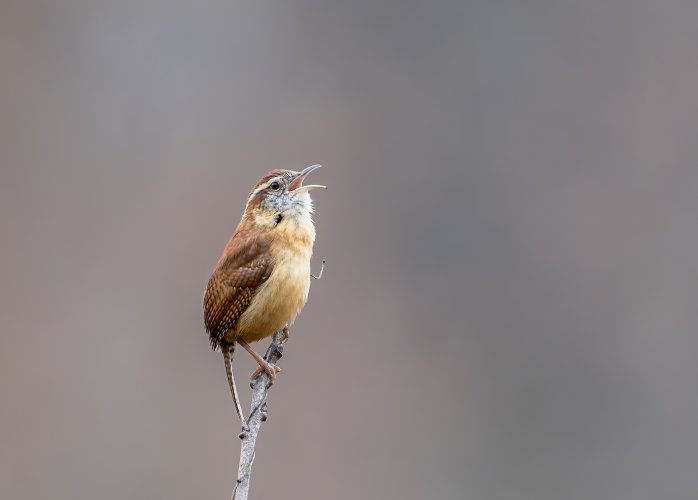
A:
[{"left": 2, "top": 1, "right": 698, "bottom": 499}]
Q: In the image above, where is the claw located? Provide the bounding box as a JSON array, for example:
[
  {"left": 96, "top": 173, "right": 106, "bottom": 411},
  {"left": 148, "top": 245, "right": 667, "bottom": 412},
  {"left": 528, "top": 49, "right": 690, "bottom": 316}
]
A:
[{"left": 250, "top": 361, "right": 282, "bottom": 388}]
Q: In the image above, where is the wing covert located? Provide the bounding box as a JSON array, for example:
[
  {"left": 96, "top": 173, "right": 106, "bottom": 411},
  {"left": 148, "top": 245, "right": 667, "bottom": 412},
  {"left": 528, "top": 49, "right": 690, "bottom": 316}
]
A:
[{"left": 203, "top": 234, "right": 273, "bottom": 349}]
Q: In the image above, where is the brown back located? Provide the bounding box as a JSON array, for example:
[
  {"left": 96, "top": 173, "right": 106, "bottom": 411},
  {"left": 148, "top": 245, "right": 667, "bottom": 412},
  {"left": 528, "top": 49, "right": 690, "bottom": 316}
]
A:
[{"left": 203, "top": 230, "right": 274, "bottom": 349}]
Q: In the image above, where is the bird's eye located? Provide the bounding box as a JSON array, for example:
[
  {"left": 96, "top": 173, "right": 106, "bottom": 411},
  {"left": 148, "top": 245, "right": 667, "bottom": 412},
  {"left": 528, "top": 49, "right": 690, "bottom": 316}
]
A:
[{"left": 270, "top": 181, "right": 281, "bottom": 191}]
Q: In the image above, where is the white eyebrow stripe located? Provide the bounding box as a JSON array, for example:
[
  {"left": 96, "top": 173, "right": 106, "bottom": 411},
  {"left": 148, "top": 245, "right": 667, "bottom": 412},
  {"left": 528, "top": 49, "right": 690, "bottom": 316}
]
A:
[
  {"left": 245, "top": 178, "right": 282, "bottom": 210},
  {"left": 245, "top": 186, "right": 264, "bottom": 210}
]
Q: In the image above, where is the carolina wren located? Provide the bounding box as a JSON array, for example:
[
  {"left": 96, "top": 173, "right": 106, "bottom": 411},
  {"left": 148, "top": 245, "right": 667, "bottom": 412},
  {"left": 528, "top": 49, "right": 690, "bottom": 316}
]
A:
[{"left": 203, "top": 165, "right": 325, "bottom": 422}]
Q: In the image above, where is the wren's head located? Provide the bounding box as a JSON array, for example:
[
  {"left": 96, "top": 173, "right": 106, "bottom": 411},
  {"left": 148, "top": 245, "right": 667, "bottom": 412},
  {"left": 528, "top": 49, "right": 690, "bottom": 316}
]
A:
[{"left": 244, "top": 165, "right": 325, "bottom": 228}]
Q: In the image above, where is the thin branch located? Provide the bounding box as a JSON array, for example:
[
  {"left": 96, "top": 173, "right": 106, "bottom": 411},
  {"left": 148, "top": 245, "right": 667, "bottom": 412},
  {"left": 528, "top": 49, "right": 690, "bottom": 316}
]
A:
[
  {"left": 311, "top": 259, "right": 325, "bottom": 280},
  {"left": 232, "top": 329, "right": 285, "bottom": 500}
]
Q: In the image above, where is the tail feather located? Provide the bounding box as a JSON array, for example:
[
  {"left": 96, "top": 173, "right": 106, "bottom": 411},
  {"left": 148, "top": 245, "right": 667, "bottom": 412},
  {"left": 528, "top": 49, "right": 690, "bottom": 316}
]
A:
[{"left": 222, "top": 341, "right": 245, "bottom": 423}]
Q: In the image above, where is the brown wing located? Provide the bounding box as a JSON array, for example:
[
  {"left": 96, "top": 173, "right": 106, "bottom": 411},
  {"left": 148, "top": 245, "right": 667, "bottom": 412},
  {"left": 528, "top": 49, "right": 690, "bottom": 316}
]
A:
[{"left": 203, "top": 233, "right": 273, "bottom": 349}]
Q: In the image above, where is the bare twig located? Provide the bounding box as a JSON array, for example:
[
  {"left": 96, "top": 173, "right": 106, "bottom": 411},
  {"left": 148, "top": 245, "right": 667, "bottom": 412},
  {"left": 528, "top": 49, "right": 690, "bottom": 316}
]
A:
[
  {"left": 232, "top": 329, "right": 285, "bottom": 500},
  {"left": 311, "top": 259, "right": 325, "bottom": 280}
]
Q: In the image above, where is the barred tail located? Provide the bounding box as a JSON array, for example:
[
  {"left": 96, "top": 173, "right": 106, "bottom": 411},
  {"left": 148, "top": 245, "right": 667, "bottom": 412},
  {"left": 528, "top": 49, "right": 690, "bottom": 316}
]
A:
[{"left": 222, "top": 341, "right": 245, "bottom": 423}]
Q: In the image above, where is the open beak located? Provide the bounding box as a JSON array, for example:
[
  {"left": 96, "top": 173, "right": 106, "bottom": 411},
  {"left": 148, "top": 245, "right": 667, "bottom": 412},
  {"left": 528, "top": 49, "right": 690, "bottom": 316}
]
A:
[{"left": 288, "top": 164, "right": 326, "bottom": 193}]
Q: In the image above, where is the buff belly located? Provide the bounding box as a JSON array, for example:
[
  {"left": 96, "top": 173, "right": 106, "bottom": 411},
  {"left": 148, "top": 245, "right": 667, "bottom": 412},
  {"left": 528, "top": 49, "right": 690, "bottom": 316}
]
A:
[{"left": 228, "top": 248, "right": 311, "bottom": 343}]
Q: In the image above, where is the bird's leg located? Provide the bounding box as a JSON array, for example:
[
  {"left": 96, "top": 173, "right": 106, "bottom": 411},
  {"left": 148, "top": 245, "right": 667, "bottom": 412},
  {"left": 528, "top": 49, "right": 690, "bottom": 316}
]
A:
[
  {"left": 281, "top": 324, "right": 289, "bottom": 344},
  {"left": 238, "top": 340, "right": 282, "bottom": 387}
]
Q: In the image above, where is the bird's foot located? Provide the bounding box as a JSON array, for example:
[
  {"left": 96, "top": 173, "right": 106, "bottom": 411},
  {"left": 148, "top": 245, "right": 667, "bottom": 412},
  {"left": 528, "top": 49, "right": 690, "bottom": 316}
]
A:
[
  {"left": 250, "top": 361, "right": 282, "bottom": 388},
  {"left": 281, "top": 325, "right": 289, "bottom": 344}
]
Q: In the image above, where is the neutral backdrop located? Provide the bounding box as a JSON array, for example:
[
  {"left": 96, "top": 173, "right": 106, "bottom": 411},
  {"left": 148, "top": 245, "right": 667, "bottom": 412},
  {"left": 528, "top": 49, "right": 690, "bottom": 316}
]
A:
[{"left": 2, "top": 2, "right": 698, "bottom": 499}]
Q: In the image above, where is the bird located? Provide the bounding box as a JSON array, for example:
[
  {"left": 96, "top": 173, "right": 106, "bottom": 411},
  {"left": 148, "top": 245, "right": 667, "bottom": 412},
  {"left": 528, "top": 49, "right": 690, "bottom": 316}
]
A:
[{"left": 203, "top": 165, "right": 325, "bottom": 423}]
